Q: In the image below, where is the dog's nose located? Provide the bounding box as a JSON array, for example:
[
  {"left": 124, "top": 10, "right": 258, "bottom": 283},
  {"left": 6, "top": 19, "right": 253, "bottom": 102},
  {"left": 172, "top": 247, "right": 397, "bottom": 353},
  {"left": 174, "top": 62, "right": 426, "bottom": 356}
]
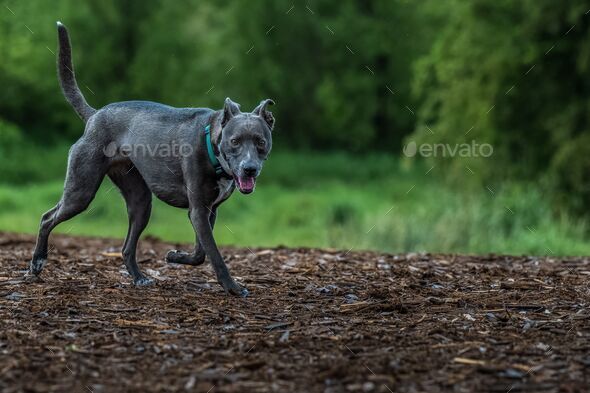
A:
[{"left": 243, "top": 164, "right": 258, "bottom": 177}]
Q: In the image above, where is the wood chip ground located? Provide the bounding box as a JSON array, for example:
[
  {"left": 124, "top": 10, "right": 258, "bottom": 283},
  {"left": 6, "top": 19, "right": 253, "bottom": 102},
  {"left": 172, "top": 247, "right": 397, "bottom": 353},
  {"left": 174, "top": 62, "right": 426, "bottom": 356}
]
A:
[{"left": 1, "top": 232, "right": 589, "bottom": 392}]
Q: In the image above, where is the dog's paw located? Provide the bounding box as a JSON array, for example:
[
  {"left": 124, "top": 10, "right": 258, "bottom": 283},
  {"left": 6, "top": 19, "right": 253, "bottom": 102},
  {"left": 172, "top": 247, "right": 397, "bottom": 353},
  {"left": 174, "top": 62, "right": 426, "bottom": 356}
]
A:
[
  {"left": 165, "top": 249, "right": 180, "bottom": 262},
  {"left": 28, "top": 258, "right": 46, "bottom": 276},
  {"left": 165, "top": 249, "right": 206, "bottom": 266},
  {"left": 24, "top": 271, "right": 43, "bottom": 283},
  {"left": 238, "top": 287, "right": 249, "bottom": 297},
  {"left": 133, "top": 276, "right": 155, "bottom": 287},
  {"left": 221, "top": 280, "right": 249, "bottom": 297}
]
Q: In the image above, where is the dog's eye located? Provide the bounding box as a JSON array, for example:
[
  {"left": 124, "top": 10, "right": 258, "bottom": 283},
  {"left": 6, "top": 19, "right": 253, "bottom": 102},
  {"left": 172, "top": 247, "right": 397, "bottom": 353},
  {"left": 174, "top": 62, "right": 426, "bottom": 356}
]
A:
[
  {"left": 257, "top": 140, "right": 266, "bottom": 147},
  {"left": 230, "top": 138, "right": 239, "bottom": 146}
]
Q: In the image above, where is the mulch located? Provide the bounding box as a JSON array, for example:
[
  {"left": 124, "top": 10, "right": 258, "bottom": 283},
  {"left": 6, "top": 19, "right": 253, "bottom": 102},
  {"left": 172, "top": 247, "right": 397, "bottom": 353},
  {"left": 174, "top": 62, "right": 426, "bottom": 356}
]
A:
[{"left": 0, "top": 231, "right": 589, "bottom": 392}]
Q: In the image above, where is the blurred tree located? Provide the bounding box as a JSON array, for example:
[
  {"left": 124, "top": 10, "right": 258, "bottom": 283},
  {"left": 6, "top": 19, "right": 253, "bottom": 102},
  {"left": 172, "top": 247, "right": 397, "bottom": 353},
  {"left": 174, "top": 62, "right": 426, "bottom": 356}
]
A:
[
  {"left": 0, "top": 0, "right": 160, "bottom": 139},
  {"left": 0, "top": 0, "right": 64, "bottom": 138},
  {"left": 411, "top": 0, "right": 590, "bottom": 210},
  {"left": 227, "top": 0, "right": 443, "bottom": 151},
  {"left": 0, "top": 0, "right": 438, "bottom": 151}
]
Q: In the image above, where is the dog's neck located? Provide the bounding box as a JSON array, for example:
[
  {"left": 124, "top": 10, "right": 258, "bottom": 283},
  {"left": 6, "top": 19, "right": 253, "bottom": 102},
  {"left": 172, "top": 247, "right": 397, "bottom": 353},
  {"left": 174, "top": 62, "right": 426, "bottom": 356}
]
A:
[
  {"left": 207, "top": 111, "right": 233, "bottom": 177},
  {"left": 209, "top": 111, "right": 223, "bottom": 146}
]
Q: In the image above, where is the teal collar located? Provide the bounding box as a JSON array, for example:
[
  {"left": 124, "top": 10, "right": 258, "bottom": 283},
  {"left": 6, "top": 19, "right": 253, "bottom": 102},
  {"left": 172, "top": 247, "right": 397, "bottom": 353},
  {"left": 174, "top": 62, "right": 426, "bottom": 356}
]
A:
[{"left": 204, "top": 124, "right": 226, "bottom": 177}]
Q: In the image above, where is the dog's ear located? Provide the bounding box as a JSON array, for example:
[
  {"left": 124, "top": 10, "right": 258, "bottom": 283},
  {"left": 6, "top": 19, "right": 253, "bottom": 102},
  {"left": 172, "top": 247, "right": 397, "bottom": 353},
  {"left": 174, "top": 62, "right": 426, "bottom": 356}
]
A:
[
  {"left": 221, "top": 97, "right": 241, "bottom": 127},
  {"left": 252, "top": 99, "right": 275, "bottom": 130}
]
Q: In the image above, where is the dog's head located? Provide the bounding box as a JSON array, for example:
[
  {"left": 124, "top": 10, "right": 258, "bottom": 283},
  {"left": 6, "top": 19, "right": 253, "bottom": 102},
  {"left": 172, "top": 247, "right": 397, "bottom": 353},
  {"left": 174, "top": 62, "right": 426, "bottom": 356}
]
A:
[{"left": 215, "top": 98, "right": 275, "bottom": 194}]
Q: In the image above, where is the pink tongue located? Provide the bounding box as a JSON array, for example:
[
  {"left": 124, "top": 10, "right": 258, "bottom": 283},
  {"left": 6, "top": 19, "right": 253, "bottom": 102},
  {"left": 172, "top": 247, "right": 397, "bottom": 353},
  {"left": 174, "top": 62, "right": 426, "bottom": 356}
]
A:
[{"left": 238, "top": 176, "right": 255, "bottom": 191}]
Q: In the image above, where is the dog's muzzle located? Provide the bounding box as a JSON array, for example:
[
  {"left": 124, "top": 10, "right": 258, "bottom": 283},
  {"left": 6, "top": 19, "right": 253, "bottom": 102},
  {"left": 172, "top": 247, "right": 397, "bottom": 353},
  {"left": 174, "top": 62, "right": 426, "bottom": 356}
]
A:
[
  {"left": 235, "top": 164, "right": 259, "bottom": 194},
  {"left": 235, "top": 176, "right": 256, "bottom": 194}
]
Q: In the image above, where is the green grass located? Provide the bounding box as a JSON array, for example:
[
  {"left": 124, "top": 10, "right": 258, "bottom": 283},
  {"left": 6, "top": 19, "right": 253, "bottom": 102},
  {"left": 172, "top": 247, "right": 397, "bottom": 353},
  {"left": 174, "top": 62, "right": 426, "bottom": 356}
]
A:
[{"left": 0, "top": 150, "right": 588, "bottom": 256}]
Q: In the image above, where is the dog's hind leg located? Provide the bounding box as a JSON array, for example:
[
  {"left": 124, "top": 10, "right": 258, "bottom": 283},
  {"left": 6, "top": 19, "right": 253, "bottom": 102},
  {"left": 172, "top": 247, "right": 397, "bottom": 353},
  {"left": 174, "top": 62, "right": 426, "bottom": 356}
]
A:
[
  {"left": 108, "top": 165, "right": 153, "bottom": 286},
  {"left": 165, "top": 208, "right": 216, "bottom": 266},
  {"left": 29, "top": 140, "right": 107, "bottom": 276}
]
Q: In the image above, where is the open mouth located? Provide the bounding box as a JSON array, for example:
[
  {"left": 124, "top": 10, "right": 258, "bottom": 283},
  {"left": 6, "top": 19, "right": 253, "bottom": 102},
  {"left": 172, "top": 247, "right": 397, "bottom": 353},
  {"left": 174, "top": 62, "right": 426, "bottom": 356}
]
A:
[{"left": 235, "top": 176, "right": 256, "bottom": 194}]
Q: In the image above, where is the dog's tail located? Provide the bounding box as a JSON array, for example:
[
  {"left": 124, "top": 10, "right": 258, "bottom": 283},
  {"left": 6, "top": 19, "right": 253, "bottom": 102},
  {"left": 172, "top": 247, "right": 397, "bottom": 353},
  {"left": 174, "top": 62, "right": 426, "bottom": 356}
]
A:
[{"left": 56, "top": 21, "right": 96, "bottom": 122}]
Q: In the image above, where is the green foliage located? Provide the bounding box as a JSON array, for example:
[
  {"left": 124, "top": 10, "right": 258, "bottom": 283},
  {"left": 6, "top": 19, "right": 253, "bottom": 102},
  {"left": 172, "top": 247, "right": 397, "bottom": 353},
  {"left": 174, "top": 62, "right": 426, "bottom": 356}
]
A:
[
  {"left": 411, "top": 0, "right": 590, "bottom": 210},
  {"left": 0, "top": 150, "right": 587, "bottom": 255},
  {"left": 0, "top": 0, "right": 441, "bottom": 150},
  {"left": 0, "top": 119, "right": 23, "bottom": 148},
  {"left": 227, "top": 0, "right": 446, "bottom": 150},
  {"left": 550, "top": 133, "right": 590, "bottom": 212},
  {"left": 0, "top": 120, "right": 69, "bottom": 183}
]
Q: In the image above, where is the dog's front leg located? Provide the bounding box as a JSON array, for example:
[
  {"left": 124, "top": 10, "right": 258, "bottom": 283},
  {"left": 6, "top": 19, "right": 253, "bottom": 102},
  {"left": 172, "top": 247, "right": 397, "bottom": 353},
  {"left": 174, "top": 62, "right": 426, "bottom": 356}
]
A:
[
  {"left": 166, "top": 209, "right": 216, "bottom": 266},
  {"left": 189, "top": 205, "right": 247, "bottom": 297}
]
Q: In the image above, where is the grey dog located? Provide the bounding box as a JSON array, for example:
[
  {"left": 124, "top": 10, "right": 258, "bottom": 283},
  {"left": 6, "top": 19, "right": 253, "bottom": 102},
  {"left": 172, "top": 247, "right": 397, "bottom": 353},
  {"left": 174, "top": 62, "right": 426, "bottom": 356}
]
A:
[{"left": 29, "top": 22, "right": 275, "bottom": 296}]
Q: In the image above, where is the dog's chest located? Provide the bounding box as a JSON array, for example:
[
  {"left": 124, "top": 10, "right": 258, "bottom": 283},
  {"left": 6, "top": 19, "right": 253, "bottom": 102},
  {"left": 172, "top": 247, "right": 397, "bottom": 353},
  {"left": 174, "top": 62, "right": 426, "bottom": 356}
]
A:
[{"left": 213, "top": 178, "right": 235, "bottom": 206}]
